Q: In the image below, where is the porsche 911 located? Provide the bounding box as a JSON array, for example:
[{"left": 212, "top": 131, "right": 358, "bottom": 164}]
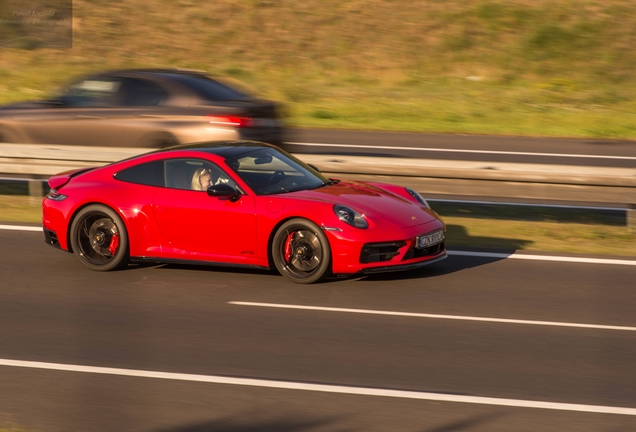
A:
[{"left": 42, "top": 141, "right": 447, "bottom": 283}]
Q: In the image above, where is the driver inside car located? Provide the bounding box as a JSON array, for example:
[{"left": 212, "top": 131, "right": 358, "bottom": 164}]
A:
[
  {"left": 191, "top": 166, "right": 236, "bottom": 191},
  {"left": 191, "top": 168, "right": 216, "bottom": 191}
]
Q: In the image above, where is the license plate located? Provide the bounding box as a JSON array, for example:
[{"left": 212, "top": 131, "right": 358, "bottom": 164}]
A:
[{"left": 416, "top": 230, "right": 444, "bottom": 249}]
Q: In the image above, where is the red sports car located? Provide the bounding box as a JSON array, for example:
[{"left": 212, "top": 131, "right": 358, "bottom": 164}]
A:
[{"left": 42, "top": 141, "right": 447, "bottom": 283}]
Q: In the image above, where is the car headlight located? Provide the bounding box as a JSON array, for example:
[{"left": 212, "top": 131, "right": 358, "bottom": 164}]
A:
[
  {"left": 334, "top": 204, "right": 368, "bottom": 229},
  {"left": 405, "top": 188, "right": 429, "bottom": 208}
]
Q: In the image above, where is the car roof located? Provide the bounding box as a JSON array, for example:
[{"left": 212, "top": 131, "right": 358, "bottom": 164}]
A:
[
  {"left": 153, "top": 140, "right": 281, "bottom": 158},
  {"left": 95, "top": 68, "right": 210, "bottom": 78},
  {"left": 79, "top": 69, "right": 253, "bottom": 101}
]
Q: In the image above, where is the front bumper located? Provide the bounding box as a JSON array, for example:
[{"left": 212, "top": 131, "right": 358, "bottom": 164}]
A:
[
  {"left": 326, "top": 220, "right": 447, "bottom": 275},
  {"left": 355, "top": 252, "right": 447, "bottom": 275}
]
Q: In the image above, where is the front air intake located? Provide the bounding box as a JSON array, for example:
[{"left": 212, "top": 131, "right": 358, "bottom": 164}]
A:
[
  {"left": 402, "top": 241, "right": 445, "bottom": 261},
  {"left": 360, "top": 241, "right": 406, "bottom": 264}
]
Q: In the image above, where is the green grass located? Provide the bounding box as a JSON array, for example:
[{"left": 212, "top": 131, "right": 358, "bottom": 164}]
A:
[
  {"left": 0, "top": 195, "right": 42, "bottom": 224},
  {"left": 445, "top": 217, "right": 636, "bottom": 257},
  {"left": 2, "top": 0, "right": 636, "bottom": 138},
  {"left": 3, "top": 196, "right": 634, "bottom": 257}
]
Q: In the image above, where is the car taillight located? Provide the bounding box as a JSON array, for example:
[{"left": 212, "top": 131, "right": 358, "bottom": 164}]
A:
[
  {"left": 207, "top": 115, "right": 253, "bottom": 128},
  {"left": 46, "top": 189, "right": 67, "bottom": 201}
]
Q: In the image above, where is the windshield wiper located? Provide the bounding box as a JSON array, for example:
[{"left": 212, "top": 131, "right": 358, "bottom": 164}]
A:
[
  {"left": 267, "top": 180, "right": 339, "bottom": 195},
  {"left": 313, "top": 179, "right": 340, "bottom": 189}
]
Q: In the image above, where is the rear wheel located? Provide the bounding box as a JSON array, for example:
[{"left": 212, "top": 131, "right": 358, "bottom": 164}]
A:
[
  {"left": 70, "top": 205, "right": 129, "bottom": 271},
  {"left": 272, "top": 219, "right": 331, "bottom": 284}
]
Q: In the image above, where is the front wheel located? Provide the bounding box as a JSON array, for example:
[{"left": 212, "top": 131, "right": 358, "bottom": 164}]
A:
[
  {"left": 70, "top": 204, "right": 130, "bottom": 271},
  {"left": 272, "top": 219, "right": 331, "bottom": 284}
]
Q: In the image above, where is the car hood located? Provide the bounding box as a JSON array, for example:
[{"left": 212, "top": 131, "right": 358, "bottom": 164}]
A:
[{"left": 285, "top": 181, "right": 439, "bottom": 229}]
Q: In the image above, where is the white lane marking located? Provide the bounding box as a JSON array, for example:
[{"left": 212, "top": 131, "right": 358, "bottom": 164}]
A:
[
  {"left": 289, "top": 142, "right": 636, "bottom": 161},
  {"left": 448, "top": 250, "right": 636, "bottom": 266},
  {"left": 1, "top": 225, "right": 635, "bottom": 266},
  {"left": 1, "top": 358, "right": 635, "bottom": 416},
  {"left": 229, "top": 302, "right": 636, "bottom": 332},
  {"left": 0, "top": 224, "right": 40, "bottom": 232}
]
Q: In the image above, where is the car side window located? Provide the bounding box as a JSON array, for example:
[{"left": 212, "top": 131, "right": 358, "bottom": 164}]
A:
[
  {"left": 121, "top": 78, "right": 168, "bottom": 107},
  {"left": 164, "top": 158, "right": 239, "bottom": 191},
  {"left": 114, "top": 160, "right": 165, "bottom": 187},
  {"left": 62, "top": 77, "right": 123, "bottom": 107}
]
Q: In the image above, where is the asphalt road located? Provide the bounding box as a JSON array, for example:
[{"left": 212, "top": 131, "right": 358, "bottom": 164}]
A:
[
  {"left": 286, "top": 129, "right": 636, "bottom": 168},
  {"left": 1, "top": 228, "right": 635, "bottom": 432}
]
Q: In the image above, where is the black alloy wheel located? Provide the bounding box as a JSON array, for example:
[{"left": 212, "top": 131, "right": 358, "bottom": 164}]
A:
[
  {"left": 70, "top": 204, "right": 130, "bottom": 271},
  {"left": 272, "top": 218, "right": 331, "bottom": 284}
]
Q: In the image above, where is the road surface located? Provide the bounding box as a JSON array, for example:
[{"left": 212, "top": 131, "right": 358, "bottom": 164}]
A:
[{"left": 0, "top": 227, "right": 634, "bottom": 431}]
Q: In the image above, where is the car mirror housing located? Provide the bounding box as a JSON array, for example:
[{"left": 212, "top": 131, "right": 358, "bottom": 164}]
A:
[{"left": 207, "top": 183, "right": 240, "bottom": 202}]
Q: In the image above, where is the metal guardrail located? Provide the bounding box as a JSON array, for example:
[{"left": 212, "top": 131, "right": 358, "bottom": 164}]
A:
[{"left": 1, "top": 143, "right": 635, "bottom": 214}]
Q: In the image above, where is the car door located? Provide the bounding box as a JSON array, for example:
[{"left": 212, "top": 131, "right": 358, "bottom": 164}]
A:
[{"left": 152, "top": 158, "right": 257, "bottom": 262}]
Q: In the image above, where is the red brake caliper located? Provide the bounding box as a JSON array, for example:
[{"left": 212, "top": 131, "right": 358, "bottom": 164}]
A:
[
  {"left": 283, "top": 231, "right": 294, "bottom": 263},
  {"left": 108, "top": 232, "right": 120, "bottom": 256}
]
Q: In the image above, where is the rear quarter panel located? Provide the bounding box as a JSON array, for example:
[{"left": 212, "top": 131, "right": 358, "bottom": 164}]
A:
[{"left": 45, "top": 167, "right": 167, "bottom": 256}]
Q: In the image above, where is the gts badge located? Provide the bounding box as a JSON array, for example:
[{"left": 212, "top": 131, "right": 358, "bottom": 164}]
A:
[{"left": 240, "top": 250, "right": 255, "bottom": 255}]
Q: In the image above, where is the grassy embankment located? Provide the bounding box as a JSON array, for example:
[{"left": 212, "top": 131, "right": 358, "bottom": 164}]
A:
[{"left": 2, "top": 0, "right": 636, "bottom": 138}]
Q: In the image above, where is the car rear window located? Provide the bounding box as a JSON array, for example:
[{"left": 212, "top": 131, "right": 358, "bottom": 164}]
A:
[
  {"left": 164, "top": 73, "right": 251, "bottom": 101},
  {"left": 115, "top": 160, "right": 165, "bottom": 187}
]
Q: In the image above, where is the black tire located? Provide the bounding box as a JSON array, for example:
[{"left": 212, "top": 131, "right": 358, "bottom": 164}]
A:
[
  {"left": 70, "top": 204, "right": 130, "bottom": 271},
  {"left": 272, "top": 218, "right": 331, "bottom": 284}
]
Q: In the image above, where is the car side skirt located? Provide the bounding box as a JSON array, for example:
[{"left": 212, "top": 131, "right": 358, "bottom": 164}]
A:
[{"left": 130, "top": 256, "right": 270, "bottom": 271}]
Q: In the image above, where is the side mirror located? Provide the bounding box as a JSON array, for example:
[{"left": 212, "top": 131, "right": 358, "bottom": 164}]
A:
[{"left": 207, "top": 183, "right": 241, "bottom": 202}]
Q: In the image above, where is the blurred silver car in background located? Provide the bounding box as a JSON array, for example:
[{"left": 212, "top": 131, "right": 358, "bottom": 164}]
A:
[{"left": 0, "top": 69, "right": 286, "bottom": 149}]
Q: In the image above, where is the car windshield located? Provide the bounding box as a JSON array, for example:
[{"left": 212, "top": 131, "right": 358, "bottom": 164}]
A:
[{"left": 225, "top": 148, "right": 332, "bottom": 196}]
